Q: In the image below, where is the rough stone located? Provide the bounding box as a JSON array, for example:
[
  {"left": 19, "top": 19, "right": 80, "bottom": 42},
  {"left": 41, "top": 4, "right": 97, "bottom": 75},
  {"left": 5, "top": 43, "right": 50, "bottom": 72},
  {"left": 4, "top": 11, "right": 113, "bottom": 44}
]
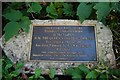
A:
[{"left": 0, "top": 20, "right": 116, "bottom": 74}]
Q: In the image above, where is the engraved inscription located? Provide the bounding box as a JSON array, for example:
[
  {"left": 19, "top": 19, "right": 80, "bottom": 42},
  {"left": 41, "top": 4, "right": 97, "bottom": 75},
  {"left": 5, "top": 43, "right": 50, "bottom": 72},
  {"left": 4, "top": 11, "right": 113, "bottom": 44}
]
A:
[{"left": 30, "top": 26, "right": 97, "bottom": 61}]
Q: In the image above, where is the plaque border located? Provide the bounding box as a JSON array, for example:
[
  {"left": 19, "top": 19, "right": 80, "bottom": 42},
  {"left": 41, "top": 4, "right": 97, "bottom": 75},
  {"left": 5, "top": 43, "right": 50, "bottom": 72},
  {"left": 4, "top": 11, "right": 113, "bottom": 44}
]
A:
[{"left": 28, "top": 23, "right": 98, "bottom": 63}]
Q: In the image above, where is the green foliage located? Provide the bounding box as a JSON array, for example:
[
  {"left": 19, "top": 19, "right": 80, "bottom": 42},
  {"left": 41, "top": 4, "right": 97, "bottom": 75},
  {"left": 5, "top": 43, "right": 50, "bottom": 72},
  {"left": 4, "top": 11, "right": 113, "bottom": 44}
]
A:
[
  {"left": 108, "top": 69, "right": 120, "bottom": 78},
  {"left": 99, "top": 73, "right": 108, "bottom": 80},
  {"left": 5, "top": 63, "right": 12, "bottom": 71},
  {"left": 94, "top": 3, "right": 111, "bottom": 21},
  {"left": 0, "top": 60, "right": 2, "bottom": 80},
  {"left": 2, "top": 55, "right": 24, "bottom": 80},
  {"left": 2, "top": 2, "right": 120, "bottom": 80},
  {"left": 49, "top": 68, "right": 55, "bottom": 79},
  {"left": 2, "top": 55, "right": 120, "bottom": 80},
  {"left": 77, "top": 3, "right": 92, "bottom": 22},
  {"left": 63, "top": 3, "right": 74, "bottom": 17},
  {"left": 3, "top": 2, "right": 120, "bottom": 42},
  {"left": 111, "top": 2, "right": 120, "bottom": 13},
  {"left": 15, "top": 61, "right": 24, "bottom": 70},
  {"left": 65, "top": 63, "right": 120, "bottom": 80},
  {"left": 3, "top": 22, "right": 20, "bottom": 41},
  {"left": 65, "top": 67, "right": 83, "bottom": 80},
  {"left": 46, "top": 2, "right": 58, "bottom": 19},
  {"left": 3, "top": 9, "right": 31, "bottom": 41},
  {"left": 10, "top": 70, "right": 20, "bottom": 77},
  {"left": 86, "top": 70, "right": 99, "bottom": 79},
  {"left": 19, "top": 16, "right": 31, "bottom": 33},
  {"left": 35, "top": 68, "right": 42, "bottom": 78},
  {"left": 27, "top": 2, "right": 42, "bottom": 13},
  {"left": 3, "top": 10, "right": 22, "bottom": 21},
  {"left": 78, "top": 64, "right": 90, "bottom": 74},
  {"left": 54, "top": 2, "right": 63, "bottom": 17},
  {"left": 29, "top": 68, "right": 44, "bottom": 80}
]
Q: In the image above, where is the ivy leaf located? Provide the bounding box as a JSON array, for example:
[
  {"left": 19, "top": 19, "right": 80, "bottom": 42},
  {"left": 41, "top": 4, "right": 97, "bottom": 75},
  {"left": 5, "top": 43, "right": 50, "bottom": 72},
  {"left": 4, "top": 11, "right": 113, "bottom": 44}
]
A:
[
  {"left": 77, "top": 3, "right": 92, "bottom": 22},
  {"left": 35, "top": 68, "right": 42, "bottom": 78},
  {"left": 63, "top": 3, "right": 74, "bottom": 17},
  {"left": 27, "top": 2, "right": 42, "bottom": 13},
  {"left": 94, "top": 3, "right": 111, "bottom": 21},
  {"left": 3, "top": 22, "right": 20, "bottom": 41},
  {"left": 49, "top": 68, "right": 55, "bottom": 79},
  {"left": 79, "top": 64, "right": 90, "bottom": 74},
  {"left": 4, "top": 10, "right": 22, "bottom": 21},
  {"left": 19, "top": 16, "right": 31, "bottom": 33},
  {"left": 86, "top": 70, "right": 99, "bottom": 79},
  {"left": 46, "top": 2, "right": 58, "bottom": 19}
]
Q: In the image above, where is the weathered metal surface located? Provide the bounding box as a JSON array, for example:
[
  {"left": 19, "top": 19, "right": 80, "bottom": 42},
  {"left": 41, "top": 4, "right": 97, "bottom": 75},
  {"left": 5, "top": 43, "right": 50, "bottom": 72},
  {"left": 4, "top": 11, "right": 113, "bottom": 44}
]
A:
[{"left": 30, "top": 26, "right": 97, "bottom": 61}]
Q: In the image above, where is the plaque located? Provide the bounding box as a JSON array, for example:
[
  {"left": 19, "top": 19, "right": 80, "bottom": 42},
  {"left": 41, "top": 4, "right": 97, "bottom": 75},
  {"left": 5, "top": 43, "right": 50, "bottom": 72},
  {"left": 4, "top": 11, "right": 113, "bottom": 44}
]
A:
[{"left": 29, "top": 26, "right": 97, "bottom": 61}]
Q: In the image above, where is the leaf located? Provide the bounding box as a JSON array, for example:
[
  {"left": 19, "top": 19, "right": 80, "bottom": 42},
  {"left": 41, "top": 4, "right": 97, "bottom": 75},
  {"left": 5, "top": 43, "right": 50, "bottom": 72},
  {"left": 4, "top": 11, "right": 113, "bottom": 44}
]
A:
[
  {"left": 77, "top": 3, "right": 92, "bottom": 22},
  {"left": 86, "top": 70, "right": 99, "bottom": 79},
  {"left": 27, "top": 2, "right": 42, "bottom": 13},
  {"left": 9, "top": 3, "right": 23, "bottom": 9},
  {"left": 57, "top": 8, "right": 63, "bottom": 17},
  {"left": 65, "top": 67, "right": 83, "bottom": 75},
  {"left": 72, "top": 74, "right": 82, "bottom": 80},
  {"left": 5, "top": 64, "right": 12, "bottom": 71},
  {"left": 72, "top": 72, "right": 82, "bottom": 80},
  {"left": 53, "top": 77, "right": 59, "bottom": 80},
  {"left": 79, "top": 64, "right": 90, "bottom": 74},
  {"left": 65, "top": 68, "right": 74, "bottom": 75},
  {"left": 111, "top": 2, "right": 120, "bottom": 13},
  {"left": 3, "top": 22, "right": 20, "bottom": 41},
  {"left": 4, "top": 10, "right": 22, "bottom": 21},
  {"left": 94, "top": 3, "right": 111, "bottom": 21},
  {"left": 54, "top": 2, "right": 63, "bottom": 17},
  {"left": 19, "top": 16, "right": 31, "bottom": 33},
  {"left": 5, "top": 74, "right": 12, "bottom": 80},
  {"left": 39, "top": 76, "right": 45, "bottom": 80},
  {"left": 65, "top": 67, "right": 83, "bottom": 79},
  {"left": 109, "top": 69, "right": 120, "bottom": 77},
  {"left": 3, "top": 55, "right": 13, "bottom": 64},
  {"left": 35, "top": 68, "right": 42, "bottom": 78},
  {"left": 72, "top": 68, "right": 83, "bottom": 79},
  {"left": 10, "top": 70, "right": 20, "bottom": 77},
  {"left": 49, "top": 68, "right": 55, "bottom": 79},
  {"left": 63, "top": 3, "right": 74, "bottom": 17},
  {"left": 46, "top": 2, "right": 58, "bottom": 18},
  {"left": 95, "top": 69, "right": 107, "bottom": 74},
  {"left": 54, "top": 2, "right": 63, "bottom": 8},
  {"left": 99, "top": 73, "right": 108, "bottom": 80},
  {"left": 29, "top": 76, "right": 34, "bottom": 80},
  {"left": 15, "top": 61, "right": 24, "bottom": 70}
]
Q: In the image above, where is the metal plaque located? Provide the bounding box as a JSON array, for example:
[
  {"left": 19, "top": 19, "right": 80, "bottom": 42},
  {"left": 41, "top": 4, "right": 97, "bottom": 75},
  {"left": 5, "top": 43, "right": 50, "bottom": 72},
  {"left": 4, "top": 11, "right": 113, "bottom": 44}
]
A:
[{"left": 29, "top": 26, "right": 97, "bottom": 61}]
